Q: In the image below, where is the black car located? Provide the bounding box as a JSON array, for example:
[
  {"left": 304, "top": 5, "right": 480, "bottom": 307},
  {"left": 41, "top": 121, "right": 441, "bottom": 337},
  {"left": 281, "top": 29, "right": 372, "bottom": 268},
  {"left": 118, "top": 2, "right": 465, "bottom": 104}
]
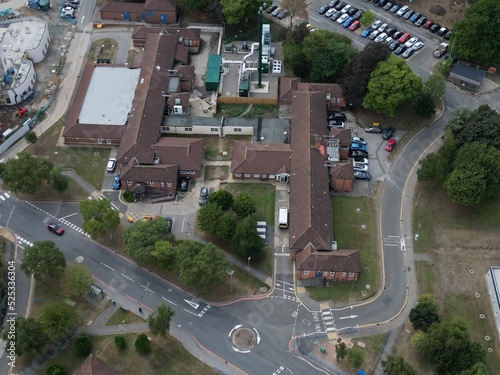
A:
[
  {"left": 383, "top": 2, "right": 393, "bottom": 10},
  {"left": 334, "top": 1, "right": 346, "bottom": 10},
  {"left": 394, "top": 45, "right": 408, "bottom": 55},
  {"left": 389, "top": 41, "right": 400, "bottom": 51},
  {"left": 328, "top": 112, "right": 346, "bottom": 121},
  {"left": 164, "top": 217, "right": 173, "bottom": 232},
  {"left": 392, "top": 31, "right": 403, "bottom": 40},
  {"left": 266, "top": 5, "right": 278, "bottom": 13},
  {"left": 365, "top": 125, "right": 383, "bottom": 133},
  {"left": 354, "top": 171, "right": 372, "bottom": 180},
  {"left": 317, "top": 5, "right": 330, "bottom": 15},
  {"left": 63, "top": 2, "right": 77, "bottom": 8},
  {"left": 385, "top": 27, "right": 397, "bottom": 37},
  {"left": 328, "top": 0, "right": 340, "bottom": 7},
  {"left": 352, "top": 10, "right": 364, "bottom": 20},
  {"left": 444, "top": 30, "right": 452, "bottom": 40},
  {"left": 437, "top": 27, "right": 449, "bottom": 36},
  {"left": 179, "top": 177, "right": 190, "bottom": 192},
  {"left": 347, "top": 7, "right": 358, "bottom": 17},
  {"left": 390, "top": 3, "right": 402, "bottom": 13},
  {"left": 415, "top": 17, "right": 427, "bottom": 27},
  {"left": 382, "top": 127, "right": 396, "bottom": 140},
  {"left": 349, "top": 150, "right": 369, "bottom": 158},
  {"left": 378, "top": 0, "right": 389, "bottom": 7},
  {"left": 429, "top": 24, "right": 441, "bottom": 33}
]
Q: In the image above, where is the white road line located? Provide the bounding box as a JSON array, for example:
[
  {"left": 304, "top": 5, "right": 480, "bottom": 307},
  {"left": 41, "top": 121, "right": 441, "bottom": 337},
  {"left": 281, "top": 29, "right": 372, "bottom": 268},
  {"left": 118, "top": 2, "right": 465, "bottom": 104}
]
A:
[
  {"left": 4, "top": 192, "right": 10, "bottom": 198},
  {"left": 101, "top": 263, "right": 115, "bottom": 271},
  {"left": 184, "top": 309, "right": 201, "bottom": 317},
  {"left": 17, "top": 244, "right": 24, "bottom": 249},
  {"left": 120, "top": 273, "right": 135, "bottom": 282},
  {"left": 162, "top": 296, "right": 177, "bottom": 306},
  {"left": 181, "top": 217, "right": 186, "bottom": 232},
  {"left": 60, "top": 212, "right": 77, "bottom": 219},
  {"left": 326, "top": 327, "right": 336, "bottom": 332},
  {"left": 0, "top": 195, "right": 5, "bottom": 201}
]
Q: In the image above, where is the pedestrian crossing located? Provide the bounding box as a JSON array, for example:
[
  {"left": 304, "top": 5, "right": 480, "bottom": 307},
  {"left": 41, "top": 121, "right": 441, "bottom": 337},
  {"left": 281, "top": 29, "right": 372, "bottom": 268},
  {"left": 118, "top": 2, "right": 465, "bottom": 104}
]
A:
[
  {"left": 0, "top": 192, "right": 10, "bottom": 201},
  {"left": 321, "top": 307, "right": 337, "bottom": 332},
  {"left": 15, "top": 234, "right": 33, "bottom": 248}
]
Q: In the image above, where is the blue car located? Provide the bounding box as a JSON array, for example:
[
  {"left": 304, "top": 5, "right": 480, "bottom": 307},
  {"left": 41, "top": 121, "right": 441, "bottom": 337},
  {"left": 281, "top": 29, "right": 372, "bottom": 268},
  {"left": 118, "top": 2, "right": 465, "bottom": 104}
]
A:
[
  {"left": 350, "top": 143, "right": 367, "bottom": 151},
  {"left": 112, "top": 175, "right": 121, "bottom": 190},
  {"left": 410, "top": 12, "right": 421, "bottom": 23},
  {"left": 361, "top": 28, "right": 374, "bottom": 38},
  {"left": 343, "top": 16, "right": 354, "bottom": 28}
]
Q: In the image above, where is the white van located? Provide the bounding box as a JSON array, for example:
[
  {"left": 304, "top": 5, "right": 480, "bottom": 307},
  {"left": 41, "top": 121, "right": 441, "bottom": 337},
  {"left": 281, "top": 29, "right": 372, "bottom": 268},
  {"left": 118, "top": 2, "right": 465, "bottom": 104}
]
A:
[{"left": 278, "top": 208, "right": 288, "bottom": 229}]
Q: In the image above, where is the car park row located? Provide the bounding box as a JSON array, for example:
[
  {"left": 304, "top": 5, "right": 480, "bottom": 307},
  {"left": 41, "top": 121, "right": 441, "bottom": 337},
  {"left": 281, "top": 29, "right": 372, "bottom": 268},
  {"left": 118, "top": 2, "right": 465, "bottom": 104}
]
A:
[{"left": 60, "top": 0, "right": 80, "bottom": 19}]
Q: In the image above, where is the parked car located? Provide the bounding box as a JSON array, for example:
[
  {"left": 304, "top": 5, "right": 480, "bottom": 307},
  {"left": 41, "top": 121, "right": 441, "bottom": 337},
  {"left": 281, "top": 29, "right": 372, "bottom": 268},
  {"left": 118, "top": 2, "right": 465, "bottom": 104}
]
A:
[
  {"left": 334, "top": 1, "right": 346, "bottom": 10},
  {"left": 403, "top": 9, "right": 414, "bottom": 20},
  {"left": 337, "top": 13, "right": 349, "bottom": 24},
  {"left": 277, "top": 10, "right": 289, "bottom": 19},
  {"left": 398, "top": 32, "right": 411, "bottom": 43},
  {"left": 112, "top": 176, "right": 120, "bottom": 190},
  {"left": 328, "top": 112, "right": 347, "bottom": 121},
  {"left": 401, "top": 48, "right": 415, "bottom": 59},
  {"left": 404, "top": 36, "right": 418, "bottom": 48},
  {"left": 353, "top": 157, "right": 369, "bottom": 164},
  {"left": 378, "top": 0, "right": 389, "bottom": 7},
  {"left": 343, "top": 17, "right": 355, "bottom": 28},
  {"left": 106, "top": 158, "right": 116, "bottom": 172},
  {"left": 325, "top": 7, "right": 336, "bottom": 17},
  {"left": 371, "top": 20, "right": 382, "bottom": 29},
  {"left": 328, "top": 0, "right": 340, "bottom": 6},
  {"left": 198, "top": 187, "right": 209, "bottom": 206},
  {"left": 63, "top": 2, "right": 77, "bottom": 8},
  {"left": 394, "top": 45, "right": 408, "bottom": 55},
  {"left": 330, "top": 10, "right": 342, "bottom": 21},
  {"left": 347, "top": 7, "right": 358, "bottom": 17},
  {"left": 328, "top": 119, "right": 345, "bottom": 128},
  {"left": 444, "top": 30, "right": 452, "bottom": 40},
  {"left": 354, "top": 171, "right": 372, "bottom": 180},
  {"left": 350, "top": 143, "right": 367, "bottom": 151},
  {"left": 378, "top": 23, "right": 388, "bottom": 33},
  {"left": 413, "top": 41, "right": 424, "bottom": 51},
  {"left": 389, "top": 41, "right": 400, "bottom": 51},
  {"left": 353, "top": 162, "right": 368, "bottom": 172},
  {"left": 361, "top": 28, "right": 374, "bottom": 38},
  {"left": 430, "top": 24, "right": 441, "bottom": 33},
  {"left": 392, "top": 30, "right": 403, "bottom": 40},
  {"left": 266, "top": 5, "right": 278, "bottom": 13},
  {"left": 385, "top": 27, "right": 397, "bottom": 37},
  {"left": 437, "top": 27, "right": 449, "bottom": 36},
  {"left": 368, "top": 30, "right": 380, "bottom": 40},
  {"left": 396, "top": 5, "right": 409, "bottom": 16},
  {"left": 384, "top": 37, "right": 394, "bottom": 45},
  {"left": 318, "top": 5, "right": 331, "bottom": 15},
  {"left": 375, "top": 32, "right": 388, "bottom": 42},
  {"left": 383, "top": 2, "right": 393, "bottom": 11},
  {"left": 340, "top": 4, "right": 351, "bottom": 13},
  {"left": 385, "top": 138, "right": 396, "bottom": 152},
  {"left": 366, "top": 125, "right": 383, "bottom": 133},
  {"left": 48, "top": 223, "right": 64, "bottom": 235},
  {"left": 415, "top": 17, "right": 427, "bottom": 27},
  {"left": 352, "top": 136, "right": 367, "bottom": 145},
  {"left": 349, "top": 20, "right": 361, "bottom": 31},
  {"left": 382, "top": 127, "right": 396, "bottom": 140},
  {"left": 179, "top": 177, "right": 190, "bottom": 192},
  {"left": 390, "top": 3, "right": 401, "bottom": 13},
  {"left": 352, "top": 10, "right": 364, "bottom": 20},
  {"left": 164, "top": 217, "right": 173, "bottom": 232},
  {"left": 271, "top": 7, "right": 281, "bottom": 16},
  {"left": 410, "top": 12, "right": 421, "bottom": 23},
  {"left": 349, "top": 150, "right": 369, "bottom": 158},
  {"left": 423, "top": 20, "right": 434, "bottom": 29}
]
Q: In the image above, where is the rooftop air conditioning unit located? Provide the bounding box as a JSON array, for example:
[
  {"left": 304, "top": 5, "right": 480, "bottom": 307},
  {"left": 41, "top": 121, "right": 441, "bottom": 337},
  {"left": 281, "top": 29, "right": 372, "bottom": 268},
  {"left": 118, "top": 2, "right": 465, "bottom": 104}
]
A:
[
  {"left": 174, "top": 98, "right": 181, "bottom": 105},
  {"left": 173, "top": 105, "right": 183, "bottom": 114}
]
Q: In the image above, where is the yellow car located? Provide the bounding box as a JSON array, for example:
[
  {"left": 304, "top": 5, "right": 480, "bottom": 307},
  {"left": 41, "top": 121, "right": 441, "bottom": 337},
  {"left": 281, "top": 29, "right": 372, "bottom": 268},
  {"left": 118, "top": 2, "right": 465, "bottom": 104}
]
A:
[{"left": 306, "top": 23, "right": 313, "bottom": 30}]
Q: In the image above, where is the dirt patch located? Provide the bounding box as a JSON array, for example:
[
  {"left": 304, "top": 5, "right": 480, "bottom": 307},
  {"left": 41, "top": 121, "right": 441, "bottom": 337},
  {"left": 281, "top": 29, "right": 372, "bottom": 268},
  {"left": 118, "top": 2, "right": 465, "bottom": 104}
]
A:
[
  {"left": 205, "top": 166, "right": 229, "bottom": 180},
  {"left": 403, "top": 0, "right": 467, "bottom": 29}
]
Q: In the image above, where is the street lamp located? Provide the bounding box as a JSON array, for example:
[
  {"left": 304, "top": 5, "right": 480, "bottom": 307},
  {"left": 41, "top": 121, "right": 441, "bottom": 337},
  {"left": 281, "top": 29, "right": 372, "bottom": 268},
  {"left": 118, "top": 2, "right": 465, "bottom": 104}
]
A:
[
  {"left": 258, "top": 5, "right": 264, "bottom": 88},
  {"left": 247, "top": 257, "right": 251, "bottom": 273},
  {"left": 227, "top": 270, "right": 234, "bottom": 293}
]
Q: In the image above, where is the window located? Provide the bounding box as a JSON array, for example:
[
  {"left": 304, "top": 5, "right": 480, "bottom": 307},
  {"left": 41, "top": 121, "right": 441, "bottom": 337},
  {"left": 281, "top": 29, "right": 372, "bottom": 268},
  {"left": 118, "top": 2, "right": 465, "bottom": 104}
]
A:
[
  {"left": 97, "top": 139, "right": 103, "bottom": 144},
  {"left": 234, "top": 128, "right": 241, "bottom": 132},
  {"left": 235, "top": 174, "right": 241, "bottom": 177},
  {"left": 161, "top": 126, "right": 170, "bottom": 131},
  {"left": 106, "top": 139, "right": 111, "bottom": 144},
  {"left": 342, "top": 272, "right": 346, "bottom": 277},
  {"left": 211, "top": 128, "right": 218, "bottom": 132},
  {"left": 149, "top": 181, "right": 154, "bottom": 186},
  {"left": 269, "top": 175, "right": 275, "bottom": 179},
  {"left": 126, "top": 180, "right": 132, "bottom": 186},
  {"left": 160, "top": 182, "right": 165, "bottom": 187},
  {"left": 262, "top": 174, "right": 267, "bottom": 178},
  {"left": 304, "top": 270, "right": 309, "bottom": 275},
  {"left": 349, "top": 272, "right": 354, "bottom": 277},
  {"left": 330, "top": 272, "right": 335, "bottom": 276},
  {"left": 253, "top": 174, "right": 260, "bottom": 178},
  {"left": 323, "top": 272, "right": 328, "bottom": 276},
  {"left": 167, "top": 182, "right": 172, "bottom": 187},
  {"left": 244, "top": 174, "right": 251, "bottom": 178},
  {"left": 185, "top": 127, "right": 192, "bottom": 132}
]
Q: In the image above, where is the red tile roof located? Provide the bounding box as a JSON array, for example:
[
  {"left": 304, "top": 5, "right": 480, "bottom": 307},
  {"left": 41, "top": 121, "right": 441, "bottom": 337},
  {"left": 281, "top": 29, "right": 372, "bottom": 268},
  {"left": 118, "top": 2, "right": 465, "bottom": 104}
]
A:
[
  {"left": 296, "top": 82, "right": 346, "bottom": 108},
  {"left": 330, "top": 162, "right": 354, "bottom": 180},
  {"left": 144, "top": 0, "right": 176, "bottom": 11},
  {"left": 296, "top": 244, "right": 360, "bottom": 273},
  {"left": 152, "top": 137, "right": 204, "bottom": 173},
  {"left": 72, "top": 354, "right": 121, "bottom": 375},
  {"left": 329, "top": 128, "right": 351, "bottom": 146},
  {"left": 121, "top": 158, "right": 178, "bottom": 182},
  {"left": 279, "top": 77, "right": 300, "bottom": 104},
  {"left": 231, "top": 141, "right": 293, "bottom": 175},
  {"left": 100, "top": 2, "right": 144, "bottom": 13}
]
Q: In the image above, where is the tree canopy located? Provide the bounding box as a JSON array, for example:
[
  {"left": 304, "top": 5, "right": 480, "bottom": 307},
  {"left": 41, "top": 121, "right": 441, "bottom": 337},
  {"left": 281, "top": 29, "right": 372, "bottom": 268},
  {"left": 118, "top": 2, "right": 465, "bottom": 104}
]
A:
[
  {"left": 21, "top": 241, "right": 66, "bottom": 279},
  {"left": 412, "top": 91, "right": 436, "bottom": 118},
  {"left": 220, "top": 0, "right": 265, "bottom": 25},
  {"left": 451, "top": 0, "right": 500, "bottom": 65},
  {"left": 208, "top": 189, "right": 233, "bottom": 211},
  {"left": 0, "top": 153, "right": 54, "bottom": 194},
  {"left": 280, "top": 0, "right": 308, "bottom": 30},
  {"left": 417, "top": 130, "right": 457, "bottom": 184},
  {"left": 381, "top": 354, "right": 417, "bottom": 375},
  {"left": 359, "top": 9, "right": 375, "bottom": 27},
  {"left": 39, "top": 302, "right": 77, "bottom": 341},
  {"left": 177, "top": 241, "right": 230, "bottom": 292},
  {"left": 62, "top": 264, "right": 93, "bottom": 299},
  {"left": 409, "top": 294, "right": 440, "bottom": 332},
  {"left": 456, "top": 362, "right": 489, "bottom": 375},
  {"left": 79, "top": 198, "right": 120, "bottom": 239},
  {"left": 197, "top": 202, "right": 224, "bottom": 234},
  {"left": 3, "top": 317, "right": 46, "bottom": 356},
  {"left": 363, "top": 55, "right": 422, "bottom": 116},
  {"left": 232, "top": 192, "right": 257, "bottom": 218},
  {"left": 231, "top": 216, "right": 264, "bottom": 259},
  {"left": 124, "top": 218, "right": 174, "bottom": 263},
  {"left": 341, "top": 41, "right": 391, "bottom": 108},
  {"left": 413, "top": 319, "right": 485, "bottom": 375},
  {"left": 151, "top": 240, "right": 176, "bottom": 270},
  {"left": 148, "top": 303, "right": 175, "bottom": 337},
  {"left": 423, "top": 73, "right": 446, "bottom": 99}
]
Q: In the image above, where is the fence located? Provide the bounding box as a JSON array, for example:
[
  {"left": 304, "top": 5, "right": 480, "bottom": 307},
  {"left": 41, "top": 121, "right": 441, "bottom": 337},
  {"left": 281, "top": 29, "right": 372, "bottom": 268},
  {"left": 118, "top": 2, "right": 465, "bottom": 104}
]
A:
[
  {"left": 0, "top": 119, "right": 31, "bottom": 156},
  {"left": 217, "top": 96, "right": 278, "bottom": 105}
]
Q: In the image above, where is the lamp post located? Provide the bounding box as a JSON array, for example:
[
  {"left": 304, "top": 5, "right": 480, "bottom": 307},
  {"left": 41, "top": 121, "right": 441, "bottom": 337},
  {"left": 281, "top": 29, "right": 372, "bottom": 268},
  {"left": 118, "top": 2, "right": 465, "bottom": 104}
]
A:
[
  {"left": 227, "top": 270, "right": 234, "bottom": 293},
  {"left": 258, "top": 5, "right": 264, "bottom": 88},
  {"left": 247, "top": 257, "right": 251, "bottom": 273}
]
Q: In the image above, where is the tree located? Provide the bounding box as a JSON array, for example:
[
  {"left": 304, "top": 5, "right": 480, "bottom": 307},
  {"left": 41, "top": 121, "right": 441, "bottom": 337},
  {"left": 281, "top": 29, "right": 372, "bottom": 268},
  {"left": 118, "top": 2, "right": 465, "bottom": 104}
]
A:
[
  {"left": 341, "top": 41, "right": 391, "bottom": 108},
  {"left": 62, "top": 264, "right": 92, "bottom": 299},
  {"left": 215, "top": 212, "right": 237, "bottom": 240},
  {"left": 381, "top": 354, "right": 417, "bottom": 375},
  {"left": 346, "top": 347, "right": 364, "bottom": 369},
  {"left": 363, "top": 55, "right": 422, "bottom": 116},
  {"left": 208, "top": 189, "right": 233, "bottom": 211},
  {"left": 310, "top": 43, "right": 357, "bottom": 82},
  {"left": 25, "top": 130, "right": 37, "bottom": 144},
  {"left": 79, "top": 198, "right": 120, "bottom": 240},
  {"left": 232, "top": 193, "right": 257, "bottom": 217},
  {"left": 335, "top": 342, "right": 347, "bottom": 362},
  {"left": 412, "top": 91, "right": 436, "bottom": 118},
  {"left": 450, "top": 0, "right": 500, "bottom": 65},
  {"left": 124, "top": 218, "right": 174, "bottom": 263},
  {"left": 0, "top": 153, "right": 52, "bottom": 194},
  {"left": 414, "top": 319, "right": 485, "bottom": 375},
  {"left": 177, "top": 241, "right": 230, "bottom": 293},
  {"left": 74, "top": 332, "right": 92, "bottom": 356},
  {"left": 280, "top": 0, "right": 308, "bottom": 30},
  {"left": 197, "top": 202, "right": 224, "bottom": 234},
  {"left": 423, "top": 74, "right": 446, "bottom": 98},
  {"left": 359, "top": 9, "right": 375, "bottom": 27},
  {"left": 444, "top": 167, "right": 487, "bottom": 206},
  {"left": 49, "top": 167, "right": 69, "bottom": 193},
  {"left": 409, "top": 294, "right": 440, "bottom": 332},
  {"left": 135, "top": 333, "right": 151, "bottom": 354},
  {"left": 21, "top": 241, "right": 66, "bottom": 279},
  {"left": 456, "top": 362, "right": 489, "bottom": 375},
  {"left": 148, "top": 303, "right": 175, "bottom": 338},
  {"left": 220, "top": 0, "right": 265, "bottom": 25},
  {"left": 45, "top": 364, "right": 66, "bottom": 375},
  {"left": 151, "top": 241, "right": 176, "bottom": 270},
  {"left": 114, "top": 335, "right": 127, "bottom": 350},
  {"left": 39, "top": 302, "right": 76, "bottom": 341},
  {"left": 231, "top": 217, "right": 264, "bottom": 259},
  {"left": 291, "top": 22, "right": 309, "bottom": 44},
  {"left": 417, "top": 153, "right": 447, "bottom": 184},
  {"left": 176, "top": 0, "right": 206, "bottom": 13},
  {"left": 2, "top": 317, "right": 46, "bottom": 356}
]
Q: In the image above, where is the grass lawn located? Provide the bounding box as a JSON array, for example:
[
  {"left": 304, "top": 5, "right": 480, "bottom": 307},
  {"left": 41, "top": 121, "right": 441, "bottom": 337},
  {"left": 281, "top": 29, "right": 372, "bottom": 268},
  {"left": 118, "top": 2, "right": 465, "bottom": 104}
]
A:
[
  {"left": 307, "top": 196, "right": 379, "bottom": 304},
  {"left": 205, "top": 166, "right": 229, "bottom": 180},
  {"left": 204, "top": 135, "right": 251, "bottom": 161},
  {"left": 26, "top": 118, "right": 110, "bottom": 190},
  {"left": 105, "top": 307, "right": 145, "bottom": 326},
  {"left": 42, "top": 333, "right": 217, "bottom": 375},
  {"left": 222, "top": 183, "right": 276, "bottom": 225},
  {"left": 16, "top": 178, "right": 89, "bottom": 202},
  {"left": 88, "top": 38, "right": 117, "bottom": 63}
]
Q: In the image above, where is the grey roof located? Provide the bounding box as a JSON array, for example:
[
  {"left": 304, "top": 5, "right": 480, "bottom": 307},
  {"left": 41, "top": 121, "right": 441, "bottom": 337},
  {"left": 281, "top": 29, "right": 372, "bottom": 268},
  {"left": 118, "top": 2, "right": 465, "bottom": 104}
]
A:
[{"left": 450, "top": 64, "right": 486, "bottom": 84}]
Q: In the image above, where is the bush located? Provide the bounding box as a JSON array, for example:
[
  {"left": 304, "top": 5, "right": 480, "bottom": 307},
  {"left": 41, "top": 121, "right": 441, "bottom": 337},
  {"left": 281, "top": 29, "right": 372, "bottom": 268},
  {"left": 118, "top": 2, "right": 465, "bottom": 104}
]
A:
[
  {"left": 46, "top": 364, "right": 66, "bottom": 375},
  {"left": 74, "top": 332, "right": 92, "bottom": 357},
  {"left": 114, "top": 335, "right": 126, "bottom": 350},
  {"left": 135, "top": 333, "right": 151, "bottom": 354},
  {"left": 123, "top": 190, "right": 135, "bottom": 202}
]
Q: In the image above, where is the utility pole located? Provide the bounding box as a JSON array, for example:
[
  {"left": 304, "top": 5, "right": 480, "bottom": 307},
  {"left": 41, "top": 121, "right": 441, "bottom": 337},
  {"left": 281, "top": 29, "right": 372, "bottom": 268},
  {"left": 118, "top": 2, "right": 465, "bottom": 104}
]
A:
[{"left": 258, "top": 5, "right": 264, "bottom": 88}]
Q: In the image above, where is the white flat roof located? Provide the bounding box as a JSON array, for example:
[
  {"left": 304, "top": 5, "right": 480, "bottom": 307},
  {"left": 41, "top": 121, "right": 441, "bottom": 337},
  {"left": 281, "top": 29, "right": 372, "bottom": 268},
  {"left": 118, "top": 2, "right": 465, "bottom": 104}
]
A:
[{"left": 79, "top": 66, "right": 141, "bottom": 125}]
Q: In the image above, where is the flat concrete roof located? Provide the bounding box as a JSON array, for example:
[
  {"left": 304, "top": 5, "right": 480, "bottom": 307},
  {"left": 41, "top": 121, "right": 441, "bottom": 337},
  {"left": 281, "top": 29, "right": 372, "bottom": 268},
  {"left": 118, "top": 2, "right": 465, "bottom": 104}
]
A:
[{"left": 79, "top": 66, "right": 141, "bottom": 125}]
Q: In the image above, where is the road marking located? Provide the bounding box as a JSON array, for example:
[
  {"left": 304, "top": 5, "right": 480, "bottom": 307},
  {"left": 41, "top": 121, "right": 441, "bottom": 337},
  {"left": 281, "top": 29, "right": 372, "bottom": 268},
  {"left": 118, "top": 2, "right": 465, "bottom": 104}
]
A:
[
  {"left": 60, "top": 212, "right": 78, "bottom": 219},
  {"left": 101, "top": 263, "right": 115, "bottom": 271},
  {"left": 339, "top": 315, "right": 358, "bottom": 320},
  {"left": 0, "top": 195, "right": 5, "bottom": 201},
  {"left": 120, "top": 273, "right": 135, "bottom": 282},
  {"left": 326, "top": 327, "right": 336, "bottom": 332},
  {"left": 184, "top": 299, "right": 199, "bottom": 309},
  {"left": 181, "top": 217, "right": 186, "bottom": 232},
  {"left": 274, "top": 253, "right": 289, "bottom": 256},
  {"left": 161, "top": 296, "right": 177, "bottom": 306},
  {"left": 142, "top": 283, "right": 156, "bottom": 294},
  {"left": 76, "top": 256, "right": 84, "bottom": 263},
  {"left": 4, "top": 192, "right": 10, "bottom": 198}
]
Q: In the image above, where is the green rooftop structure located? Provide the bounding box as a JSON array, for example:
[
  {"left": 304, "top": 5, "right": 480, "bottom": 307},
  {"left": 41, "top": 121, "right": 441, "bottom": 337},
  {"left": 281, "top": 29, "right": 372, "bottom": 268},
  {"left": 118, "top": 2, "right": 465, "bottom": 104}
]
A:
[{"left": 205, "top": 54, "right": 222, "bottom": 92}]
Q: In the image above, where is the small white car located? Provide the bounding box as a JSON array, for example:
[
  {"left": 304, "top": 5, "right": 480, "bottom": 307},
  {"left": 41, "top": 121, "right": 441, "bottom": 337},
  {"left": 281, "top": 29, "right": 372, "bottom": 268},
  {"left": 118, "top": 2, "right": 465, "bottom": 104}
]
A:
[
  {"left": 341, "top": 4, "right": 351, "bottom": 13},
  {"left": 352, "top": 136, "right": 367, "bottom": 145},
  {"left": 106, "top": 158, "right": 117, "bottom": 172},
  {"left": 337, "top": 14, "right": 349, "bottom": 24},
  {"left": 396, "top": 5, "right": 409, "bottom": 16},
  {"left": 413, "top": 41, "right": 424, "bottom": 50},
  {"left": 404, "top": 36, "right": 419, "bottom": 48},
  {"left": 371, "top": 20, "right": 382, "bottom": 30},
  {"left": 375, "top": 33, "right": 388, "bottom": 43},
  {"left": 353, "top": 162, "right": 368, "bottom": 172}
]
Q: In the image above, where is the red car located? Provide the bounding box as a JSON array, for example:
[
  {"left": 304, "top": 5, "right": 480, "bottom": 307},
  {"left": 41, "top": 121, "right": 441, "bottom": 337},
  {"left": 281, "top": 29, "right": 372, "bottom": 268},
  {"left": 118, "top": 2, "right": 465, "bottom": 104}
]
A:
[
  {"left": 385, "top": 138, "right": 396, "bottom": 152},
  {"left": 349, "top": 20, "right": 360, "bottom": 31},
  {"left": 398, "top": 32, "right": 410, "bottom": 44},
  {"left": 47, "top": 223, "right": 64, "bottom": 235},
  {"left": 423, "top": 20, "right": 434, "bottom": 29}
]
